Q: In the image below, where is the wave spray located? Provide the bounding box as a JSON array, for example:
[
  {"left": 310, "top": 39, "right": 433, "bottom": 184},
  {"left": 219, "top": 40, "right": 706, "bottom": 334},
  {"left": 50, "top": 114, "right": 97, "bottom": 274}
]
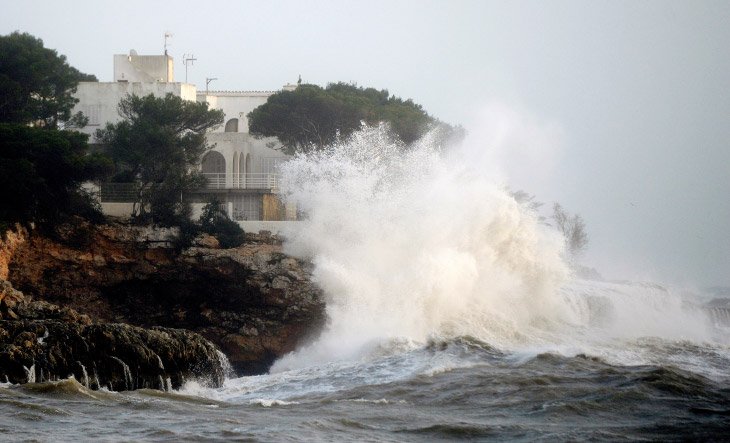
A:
[{"left": 271, "top": 124, "right": 571, "bottom": 371}]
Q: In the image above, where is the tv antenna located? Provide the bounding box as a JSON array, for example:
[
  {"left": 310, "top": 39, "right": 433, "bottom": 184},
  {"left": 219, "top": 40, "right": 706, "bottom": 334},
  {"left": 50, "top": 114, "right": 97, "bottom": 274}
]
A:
[
  {"left": 164, "top": 31, "right": 173, "bottom": 54},
  {"left": 206, "top": 77, "right": 217, "bottom": 94},
  {"left": 183, "top": 54, "right": 196, "bottom": 83}
]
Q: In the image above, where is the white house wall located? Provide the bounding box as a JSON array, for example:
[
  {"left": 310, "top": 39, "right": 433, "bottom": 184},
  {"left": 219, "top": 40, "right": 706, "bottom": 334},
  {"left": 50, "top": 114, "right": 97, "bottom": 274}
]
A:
[
  {"left": 113, "top": 54, "right": 173, "bottom": 82},
  {"left": 73, "top": 82, "right": 197, "bottom": 141},
  {"left": 197, "top": 92, "right": 271, "bottom": 134}
]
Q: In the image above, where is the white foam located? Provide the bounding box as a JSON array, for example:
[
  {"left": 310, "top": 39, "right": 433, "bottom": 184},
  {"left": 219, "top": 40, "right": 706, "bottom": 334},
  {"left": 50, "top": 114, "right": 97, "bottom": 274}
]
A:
[
  {"left": 249, "top": 398, "right": 299, "bottom": 407},
  {"left": 273, "top": 124, "right": 570, "bottom": 371}
]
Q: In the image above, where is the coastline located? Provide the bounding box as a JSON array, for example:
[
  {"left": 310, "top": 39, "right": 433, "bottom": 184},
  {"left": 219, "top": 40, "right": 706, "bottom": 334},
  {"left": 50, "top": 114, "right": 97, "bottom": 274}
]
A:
[{"left": 0, "top": 221, "right": 325, "bottom": 384}]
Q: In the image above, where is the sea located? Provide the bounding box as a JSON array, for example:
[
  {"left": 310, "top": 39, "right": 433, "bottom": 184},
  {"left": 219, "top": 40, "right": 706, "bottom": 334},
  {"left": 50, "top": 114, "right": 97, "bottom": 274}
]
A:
[{"left": 2, "top": 125, "right": 728, "bottom": 441}]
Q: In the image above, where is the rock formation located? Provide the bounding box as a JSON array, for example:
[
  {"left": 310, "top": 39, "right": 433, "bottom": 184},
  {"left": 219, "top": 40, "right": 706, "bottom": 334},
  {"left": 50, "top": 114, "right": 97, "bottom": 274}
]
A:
[
  {"left": 0, "top": 279, "right": 225, "bottom": 390},
  {"left": 2, "top": 221, "right": 325, "bottom": 375}
]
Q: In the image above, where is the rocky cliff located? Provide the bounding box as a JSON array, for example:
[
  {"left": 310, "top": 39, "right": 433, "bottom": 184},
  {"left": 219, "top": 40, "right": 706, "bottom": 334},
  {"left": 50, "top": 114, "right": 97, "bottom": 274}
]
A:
[
  {"left": 2, "top": 221, "right": 325, "bottom": 375},
  {"left": 0, "top": 279, "right": 225, "bottom": 390}
]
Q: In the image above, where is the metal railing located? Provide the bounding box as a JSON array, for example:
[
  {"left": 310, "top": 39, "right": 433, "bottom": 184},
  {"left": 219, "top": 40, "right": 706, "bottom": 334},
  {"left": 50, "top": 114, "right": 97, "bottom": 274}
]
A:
[
  {"left": 97, "top": 173, "right": 280, "bottom": 203},
  {"left": 202, "top": 173, "right": 226, "bottom": 189},
  {"left": 201, "top": 173, "right": 280, "bottom": 190},
  {"left": 99, "top": 183, "right": 138, "bottom": 202}
]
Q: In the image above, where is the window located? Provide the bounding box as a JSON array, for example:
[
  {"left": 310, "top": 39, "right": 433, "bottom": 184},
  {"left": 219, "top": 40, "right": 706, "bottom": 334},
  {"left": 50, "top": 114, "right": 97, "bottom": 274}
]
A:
[
  {"left": 202, "top": 151, "right": 226, "bottom": 173},
  {"left": 232, "top": 194, "right": 260, "bottom": 221},
  {"left": 202, "top": 151, "right": 226, "bottom": 188},
  {"left": 260, "top": 157, "right": 284, "bottom": 175},
  {"left": 224, "top": 118, "right": 239, "bottom": 133},
  {"left": 83, "top": 105, "right": 101, "bottom": 126}
]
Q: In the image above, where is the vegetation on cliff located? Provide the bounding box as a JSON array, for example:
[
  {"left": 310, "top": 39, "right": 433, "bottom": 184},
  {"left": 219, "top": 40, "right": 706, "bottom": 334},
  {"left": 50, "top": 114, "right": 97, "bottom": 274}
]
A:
[
  {"left": 248, "top": 82, "right": 464, "bottom": 154},
  {"left": 198, "top": 199, "right": 246, "bottom": 249},
  {"left": 0, "top": 31, "right": 97, "bottom": 129},
  {"left": 2, "top": 222, "right": 325, "bottom": 375},
  {"left": 0, "top": 32, "right": 111, "bottom": 231},
  {"left": 0, "top": 124, "right": 111, "bottom": 229},
  {"left": 95, "top": 93, "right": 224, "bottom": 225}
]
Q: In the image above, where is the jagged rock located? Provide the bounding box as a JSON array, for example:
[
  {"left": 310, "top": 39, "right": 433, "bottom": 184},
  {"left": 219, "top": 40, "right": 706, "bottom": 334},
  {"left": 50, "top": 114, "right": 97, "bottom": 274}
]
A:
[
  {"left": 0, "top": 280, "right": 224, "bottom": 390},
  {"left": 194, "top": 233, "right": 220, "bottom": 249},
  {"left": 2, "top": 222, "right": 325, "bottom": 375},
  {"left": 0, "top": 279, "right": 25, "bottom": 308},
  {"left": 0, "top": 224, "right": 27, "bottom": 280}
]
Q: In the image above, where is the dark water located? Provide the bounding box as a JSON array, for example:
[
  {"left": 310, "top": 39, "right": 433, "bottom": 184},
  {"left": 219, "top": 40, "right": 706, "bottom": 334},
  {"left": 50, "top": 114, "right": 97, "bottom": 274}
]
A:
[
  {"left": 2, "top": 279, "right": 730, "bottom": 441},
  {"left": 1, "top": 336, "right": 729, "bottom": 442}
]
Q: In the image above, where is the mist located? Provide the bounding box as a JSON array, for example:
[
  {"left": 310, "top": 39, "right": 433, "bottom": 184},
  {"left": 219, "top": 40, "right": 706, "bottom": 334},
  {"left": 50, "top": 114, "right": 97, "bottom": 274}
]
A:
[{"left": 1, "top": 0, "right": 728, "bottom": 286}]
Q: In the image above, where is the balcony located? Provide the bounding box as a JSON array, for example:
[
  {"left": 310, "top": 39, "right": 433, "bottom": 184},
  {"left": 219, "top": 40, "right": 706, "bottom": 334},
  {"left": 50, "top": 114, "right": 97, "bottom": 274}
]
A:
[{"left": 201, "top": 173, "right": 280, "bottom": 191}]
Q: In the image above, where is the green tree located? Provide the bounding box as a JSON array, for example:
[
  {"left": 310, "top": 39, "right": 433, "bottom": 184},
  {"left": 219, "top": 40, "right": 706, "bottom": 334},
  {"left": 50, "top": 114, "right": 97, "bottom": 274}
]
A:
[
  {"left": 0, "top": 123, "right": 111, "bottom": 228},
  {"left": 248, "top": 82, "right": 463, "bottom": 154},
  {"left": 95, "top": 93, "right": 224, "bottom": 224},
  {"left": 198, "top": 199, "right": 245, "bottom": 248},
  {"left": 0, "top": 31, "right": 97, "bottom": 128},
  {"left": 552, "top": 203, "right": 589, "bottom": 262}
]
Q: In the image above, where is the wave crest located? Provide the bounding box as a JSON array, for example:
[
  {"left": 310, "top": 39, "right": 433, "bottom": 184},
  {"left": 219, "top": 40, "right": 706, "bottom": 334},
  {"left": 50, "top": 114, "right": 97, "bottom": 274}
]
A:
[{"left": 274, "top": 125, "right": 569, "bottom": 371}]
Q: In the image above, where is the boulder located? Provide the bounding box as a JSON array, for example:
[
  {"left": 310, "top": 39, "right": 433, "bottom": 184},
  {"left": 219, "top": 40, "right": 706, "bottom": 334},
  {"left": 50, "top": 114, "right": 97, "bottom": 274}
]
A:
[{"left": 0, "top": 280, "right": 225, "bottom": 390}]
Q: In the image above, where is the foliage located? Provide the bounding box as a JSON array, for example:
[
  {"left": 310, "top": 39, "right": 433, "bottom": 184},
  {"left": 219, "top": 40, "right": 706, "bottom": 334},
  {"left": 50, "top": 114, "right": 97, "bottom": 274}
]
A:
[
  {"left": 552, "top": 203, "right": 589, "bottom": 261},
  {"left": 198, "top": 199, "right": 245, "bottom": 248},
  {"left": 0, "top": 123, "right": 111, "bottom": 227},
  {"left": 509, "top": 189, "right": 546, "bottom": 223},
  {"left": 248, "top": 82, "right": 464, "bottom": 154},
  {"left": 95, "top": 93, "right": 224, "bottom": 225},
  {"left": 172, "top": 218, "right": 201, "bottom": 252},
  {"left": 0, "top": 32, "right": 97, "bottom": 128}
]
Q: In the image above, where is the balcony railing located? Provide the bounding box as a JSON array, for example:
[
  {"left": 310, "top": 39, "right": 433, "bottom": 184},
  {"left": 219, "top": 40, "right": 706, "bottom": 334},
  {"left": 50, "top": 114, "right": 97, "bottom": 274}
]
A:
[
  {"left": 99, "top": 183, "right": 138, "bottom": 202},
  {"left": 201, "top": 173, "right": 280, "bottom": 191},
  {"left": 96, "top": 173, "right": 281, "bottom": 203}
]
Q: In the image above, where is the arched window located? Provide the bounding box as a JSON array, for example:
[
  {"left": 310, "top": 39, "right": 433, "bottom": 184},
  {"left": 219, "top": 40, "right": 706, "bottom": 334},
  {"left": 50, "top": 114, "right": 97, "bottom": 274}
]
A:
[
  {"left": 224, "top": 118, "right": 239, "bottom": 132},
  {"left": 201, "top": 151, "right": 226, "bottom": 188}
]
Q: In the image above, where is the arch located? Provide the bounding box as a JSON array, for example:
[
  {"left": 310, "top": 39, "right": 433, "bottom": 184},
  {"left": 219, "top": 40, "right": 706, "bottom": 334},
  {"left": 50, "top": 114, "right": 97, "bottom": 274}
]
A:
[
  {"left": 201, "top": 151, "right": 226, "bottom": 188},
  {"left": 224, "top": 118, "right": 239, "bottom": 133},
  {"left": 202, "top": 151, "right": 225, "bottom": 173}
]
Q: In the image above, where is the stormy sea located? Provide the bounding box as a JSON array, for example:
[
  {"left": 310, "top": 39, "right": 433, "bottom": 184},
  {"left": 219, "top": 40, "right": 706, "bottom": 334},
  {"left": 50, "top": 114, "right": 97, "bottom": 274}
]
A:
[{"left": 2, "top": 126, "right": 728, "bottom": 441}]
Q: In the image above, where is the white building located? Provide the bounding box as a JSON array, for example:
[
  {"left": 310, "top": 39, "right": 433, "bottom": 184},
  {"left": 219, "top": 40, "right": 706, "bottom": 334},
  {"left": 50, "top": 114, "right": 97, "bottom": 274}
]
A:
[{"left": 73, "top": 50, "right": 297, "bottom": 225}]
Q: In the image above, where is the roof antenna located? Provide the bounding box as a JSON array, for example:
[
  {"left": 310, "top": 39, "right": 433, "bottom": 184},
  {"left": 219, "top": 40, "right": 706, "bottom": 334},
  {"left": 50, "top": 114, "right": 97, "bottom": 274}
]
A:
[
  {"left": 164, "top": 31, "right": 173, "bottom": 55},
  {"left": 183, "top": 54, "right": 196, "bottom": 83},
  {"left": 206, "top": 77, "right": 217, "bottom": 94}
]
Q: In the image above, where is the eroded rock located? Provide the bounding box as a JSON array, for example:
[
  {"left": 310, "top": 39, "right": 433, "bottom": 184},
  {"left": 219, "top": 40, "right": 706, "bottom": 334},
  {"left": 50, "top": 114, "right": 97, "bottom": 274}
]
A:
[
  {"left": 0, "top": 280, "right": 225, "bottom": 390},
  {"left": 3, "top": 222, "right": 325, "bottom": 375}
]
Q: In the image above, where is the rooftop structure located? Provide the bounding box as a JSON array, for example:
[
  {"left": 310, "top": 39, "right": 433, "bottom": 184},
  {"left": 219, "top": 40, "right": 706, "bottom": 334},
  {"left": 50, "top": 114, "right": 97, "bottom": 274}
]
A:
[{"left": 73, "top": 50, "right": 297, "bottom": 226}]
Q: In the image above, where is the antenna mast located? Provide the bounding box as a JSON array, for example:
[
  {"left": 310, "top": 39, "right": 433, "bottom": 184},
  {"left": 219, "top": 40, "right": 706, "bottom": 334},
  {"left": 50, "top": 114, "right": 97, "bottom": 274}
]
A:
[
  {"left": 206, "top": 77, "right": 217, "bottom": 94},
  {"left": 183, "top": 54, "right": 196, "bottom": 83},
  {"left": 164, "top": 31, "right": 173, "bottom": 54}
]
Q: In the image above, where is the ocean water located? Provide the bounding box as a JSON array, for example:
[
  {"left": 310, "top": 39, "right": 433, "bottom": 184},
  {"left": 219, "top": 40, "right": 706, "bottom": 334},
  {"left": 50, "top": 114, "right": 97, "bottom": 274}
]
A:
[
  {"left": 1, "top": 279, "right": 729, "bottom": 441},
  {"left": 2, "top": 125, "right": 728, "bottom": 440}
]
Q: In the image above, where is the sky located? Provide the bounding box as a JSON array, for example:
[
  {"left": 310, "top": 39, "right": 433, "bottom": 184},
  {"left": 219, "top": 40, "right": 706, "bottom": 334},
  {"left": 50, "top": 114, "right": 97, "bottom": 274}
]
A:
[{"left": 2, "top": 0, "right": 728, "bottom": 287}]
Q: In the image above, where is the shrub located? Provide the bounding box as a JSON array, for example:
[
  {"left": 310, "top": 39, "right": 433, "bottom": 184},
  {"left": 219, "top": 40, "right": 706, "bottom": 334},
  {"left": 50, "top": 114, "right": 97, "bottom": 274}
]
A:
[{"left": 198, "top": 199, "right": 245, "bottom": 249}]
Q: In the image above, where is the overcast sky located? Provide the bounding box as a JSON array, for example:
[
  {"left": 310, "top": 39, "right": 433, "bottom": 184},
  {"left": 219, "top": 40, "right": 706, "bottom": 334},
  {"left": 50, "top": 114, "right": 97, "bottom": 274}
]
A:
[{"left": 3, "top": 0, "right": 728, "bottom": 287}]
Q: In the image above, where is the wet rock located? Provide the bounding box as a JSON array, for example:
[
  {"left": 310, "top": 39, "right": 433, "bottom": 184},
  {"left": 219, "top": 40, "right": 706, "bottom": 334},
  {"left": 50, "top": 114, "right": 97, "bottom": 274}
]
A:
[
  {"left": 0, "top": 280, "right": 224, "bottom": 390},
  {"left": 3, "top": 222, "right": 325, "bottom": 375}
]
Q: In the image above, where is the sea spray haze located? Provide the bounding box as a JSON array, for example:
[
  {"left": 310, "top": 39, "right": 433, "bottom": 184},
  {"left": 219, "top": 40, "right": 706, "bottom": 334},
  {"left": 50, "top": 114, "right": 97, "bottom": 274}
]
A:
[
  {"left": 2, "top": 124, "right": 729, "bottom": 441},
  {"left": 273, "top": 123, "right": 572, "bottom": 370}
]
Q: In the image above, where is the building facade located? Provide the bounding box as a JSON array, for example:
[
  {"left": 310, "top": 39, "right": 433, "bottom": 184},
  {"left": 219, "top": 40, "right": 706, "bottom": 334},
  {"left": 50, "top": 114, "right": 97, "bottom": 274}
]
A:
[{"left": 73, "top": 50, "right": 296, "bottom": 225}]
